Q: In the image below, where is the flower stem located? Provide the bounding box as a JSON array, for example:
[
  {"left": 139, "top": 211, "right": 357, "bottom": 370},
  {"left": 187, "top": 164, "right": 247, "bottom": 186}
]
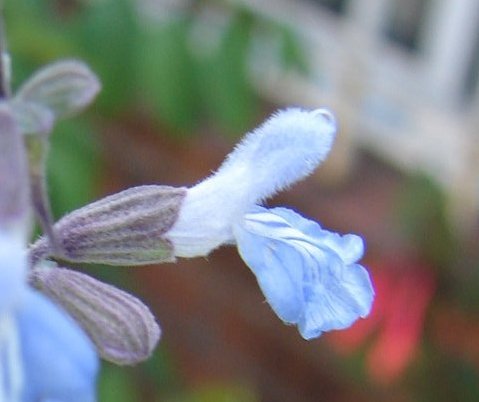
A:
[
  {"left": 0, "top": 0, "right": 11, "bottom": 99},
  {"left": 26, "top": 136, "right": 60, "bottom": 257}
]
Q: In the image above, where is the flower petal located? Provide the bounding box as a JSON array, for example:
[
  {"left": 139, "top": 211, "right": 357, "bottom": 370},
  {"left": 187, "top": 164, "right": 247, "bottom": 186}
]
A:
[
  {"left": 234, "top": 221, "right": 303, "bottom": 323},
  {"left": 234, "top": 206, "right": 374, "bottom": 339},
  {"left": 0, "top": 233, "right": 27, "bottom": 314},
  {"left": 299, "top": 261, "right": 374, "bottom": 339},
  {"left": 17, "top": 289, "right": 99, "bottom": 402},
  {"left": 269, "top": 207, "right": 365, "bottom": 264}
]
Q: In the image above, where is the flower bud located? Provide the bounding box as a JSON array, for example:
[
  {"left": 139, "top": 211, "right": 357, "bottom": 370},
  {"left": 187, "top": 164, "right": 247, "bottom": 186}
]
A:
[
  {"left": 15, "top": 59, "right": 101, "bottom": 120},
  {"left": 30, "top": 266, "right": 160, "bottom": 365},
  {"left": 30, "top": 185, "right": 186, "bottom": 266}
]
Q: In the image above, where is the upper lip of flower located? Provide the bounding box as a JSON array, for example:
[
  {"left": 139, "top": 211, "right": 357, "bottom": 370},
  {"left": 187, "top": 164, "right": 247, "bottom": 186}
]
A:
[{"left": 166, "top": 108, "right": 338, "bottom": 258}]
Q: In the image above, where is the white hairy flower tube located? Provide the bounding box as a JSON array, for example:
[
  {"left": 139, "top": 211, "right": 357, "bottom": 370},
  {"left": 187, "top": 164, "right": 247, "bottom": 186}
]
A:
[{"left": 167, "top": 108, "right": 337, "bottom": 257}]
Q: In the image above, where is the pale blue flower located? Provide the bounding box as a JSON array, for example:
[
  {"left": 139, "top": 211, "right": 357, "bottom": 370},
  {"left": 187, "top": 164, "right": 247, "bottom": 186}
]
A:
[
  {"left": 163, "top": 107, "right": 375, "bottom": 339},
  {"left": 17, "top": 290, "right": 99, "bottom": 402},
  {"left": 233, "top": 206, "right": 374, "bottom": 340},
  {"left": 0, "top": 232, "right": 99, "bottom": 402}
]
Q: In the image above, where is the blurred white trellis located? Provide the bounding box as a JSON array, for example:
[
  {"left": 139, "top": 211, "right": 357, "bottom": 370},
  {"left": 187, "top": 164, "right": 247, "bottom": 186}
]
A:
[
  {"left": 139, "top": 0, "right": 479, "bottom": 226},
  {"left": 231, "top": 0, "right": 479, "bottom": 228}
]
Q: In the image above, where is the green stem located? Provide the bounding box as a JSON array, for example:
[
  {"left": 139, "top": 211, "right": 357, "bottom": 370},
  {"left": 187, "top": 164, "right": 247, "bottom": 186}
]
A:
[
  {"left": 0, "top": 0, "right": 10, "bottom": 98},
  {"left": 26, "top": 136, "right": 59, "bottom": 255}
]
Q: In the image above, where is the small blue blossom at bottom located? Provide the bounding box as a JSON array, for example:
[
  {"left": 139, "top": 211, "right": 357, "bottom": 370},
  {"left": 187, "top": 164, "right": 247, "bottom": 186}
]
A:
[
  {"left": 233, "top": 206, "right": 374, "bottom": 340},
  {"left": 17, "top": 290, "right": 99, "bottom": 402},
  {"left": 0, "top": 233, "right": 99, "bottom": 402}
]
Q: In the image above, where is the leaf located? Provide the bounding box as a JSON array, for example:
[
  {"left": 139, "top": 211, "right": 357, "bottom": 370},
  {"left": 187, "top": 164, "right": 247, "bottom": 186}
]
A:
[
  {"left": 73, "top": 0, "right": 140, "bottom": 114},
  {"left": 196, "top": 9, "right": 258, "bottom": 135},
  {"left": 6, "top": 0, "right": 78, "bottom": 81},
  {"left": 47, "top": 119, "right": 101, "bottom": 217},
  {"left": 278, "top": 25, "right": 309, "bottom": 74},
  {"left": 138, "top": 18, "right": 200, "bottom": 134},
  {"left": 99, "top": 363, "right": 139, "bottom": 402},
  {"left": 395, "top": 174, "right": 457, "bottom": 267}
]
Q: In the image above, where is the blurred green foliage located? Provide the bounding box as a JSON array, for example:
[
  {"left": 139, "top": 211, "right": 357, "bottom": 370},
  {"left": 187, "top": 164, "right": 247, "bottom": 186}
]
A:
[
  {"left": 396, "top": 173, "right": 457, "bottom": 268},
  {"left": 139, "top": 16, "right": 201, "bottom": 132},
  {"left": 99, "top": 363, "right": 140, "bottom": 402},
  {"left": 164, "top": 384, "right": 258, "bottom": 402},
  {"left": 6, "top": 0, "right": 307, "bottom": 208},
  {"left": 194, "top": 10, "right": 257, "bottom": 133},
  {"left": 7, "top": 0, "right": 307, "bottom": 134},
  {"left": 47, "top": 118, "right": 101, "bottom": 217},
  {"left": 74, "top": 0, "right": 139, "bottom": 114}
]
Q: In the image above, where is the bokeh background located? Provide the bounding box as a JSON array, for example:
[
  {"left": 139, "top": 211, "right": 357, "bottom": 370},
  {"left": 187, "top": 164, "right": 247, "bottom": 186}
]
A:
[{"left": 6, "top": 0, "right": 479, "bottom": 401}]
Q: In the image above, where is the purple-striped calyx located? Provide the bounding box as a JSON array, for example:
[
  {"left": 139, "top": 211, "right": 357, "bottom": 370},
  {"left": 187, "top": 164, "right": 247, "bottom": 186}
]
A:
[{"left": 30, "top": 264, "right": 160, "bottom": 366}]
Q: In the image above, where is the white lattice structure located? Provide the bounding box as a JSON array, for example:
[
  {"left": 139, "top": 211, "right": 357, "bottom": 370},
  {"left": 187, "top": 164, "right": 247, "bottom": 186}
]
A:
[
  {"left": 228, "top": 0, "right": 479, "bottom": 226},
  {"left": 141, "top": 0, "right": 479, "bottom": 225}
]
